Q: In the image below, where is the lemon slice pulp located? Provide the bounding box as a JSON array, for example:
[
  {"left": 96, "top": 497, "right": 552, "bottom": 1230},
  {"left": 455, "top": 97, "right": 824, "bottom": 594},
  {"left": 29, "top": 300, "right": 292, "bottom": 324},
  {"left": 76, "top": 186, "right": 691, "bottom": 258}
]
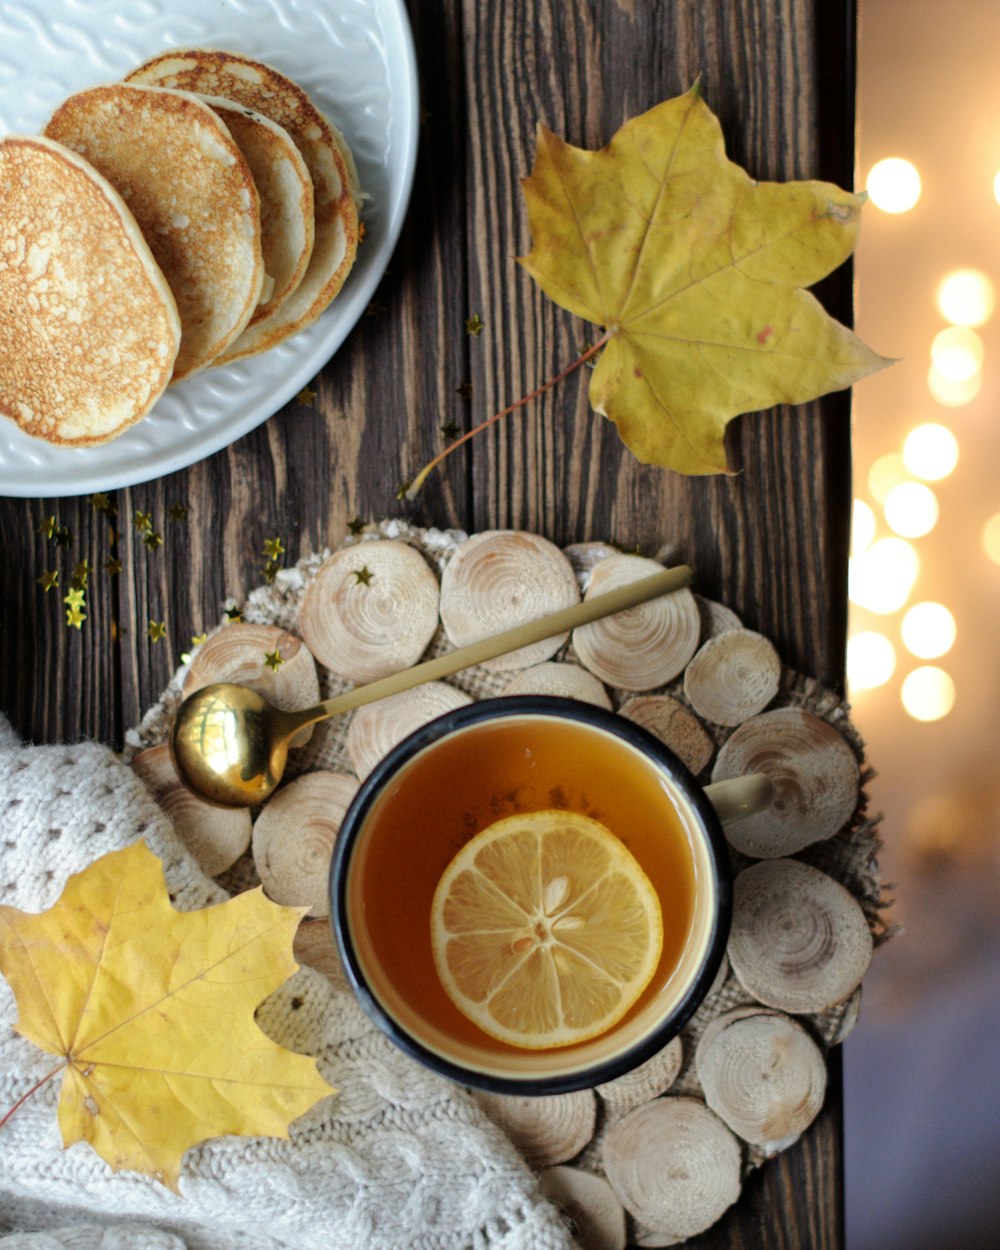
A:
[{"left": 430, "top": 809, "right": 663, "bottom": 1049}]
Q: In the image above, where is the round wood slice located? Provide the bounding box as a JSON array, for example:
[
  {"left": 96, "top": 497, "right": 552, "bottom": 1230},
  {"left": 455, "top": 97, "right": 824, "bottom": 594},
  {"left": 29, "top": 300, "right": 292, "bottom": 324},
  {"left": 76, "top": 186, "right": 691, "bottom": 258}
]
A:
[
  {"left": 683, "top": 630, "right": 781, "bottom": 727},
  {"left": 618, "top": 695, "right": 714, "bottom": 776},
  {"left": 539, "top": 1166, "right": 627, "bottom": 1250},
  {"left": 595, "top": 1037, "right": 683, "bottom": 1109},
  {"left": 728, "top": 858, "right": 873, "bottom": 1013},
  {"left": 695, "top": 1007, "right": 827, "bottom": 1145},
  {"left": 439, "top": 530, "right": 580, "bottom": 671},
  {"left": 298, "top": 540, "right": 440, "bottom": 683},
  {"left": 293, "top": 917, "right": 350, "bottom": 993},
  {"left": 347, "top": 681, "right": 473, "bottom": 779},
  {"left": 252, "top": 771, "right": 360, "bottom": 917},
  {"left": 502, "top": 662, "right": 613, "bottom": 709},
  {"left": 572, "top": 555, "right": 701, "bottom": 691},
  {"left": 131, "top": 744, "right": 251, "bottom": 876},
  {"left": 182, "top": 623, "right": 320, "bottom": 746},
  {"left": 710, "top": 707, "right": 860, "bottom": 858},
  {"left": 695, "top": 595, "right": 743, "bottom": 639},
  {"left": 602, "top": 1097, "right": 742, "bottom": 1238},
  {"left": 474, "top": 1089, "right": 596, "bottom": 1169}
]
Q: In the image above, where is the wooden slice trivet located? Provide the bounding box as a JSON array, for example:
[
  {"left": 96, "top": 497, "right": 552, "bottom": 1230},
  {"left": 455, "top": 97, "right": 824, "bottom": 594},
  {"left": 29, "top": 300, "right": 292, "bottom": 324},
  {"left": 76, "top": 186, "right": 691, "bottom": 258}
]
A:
[{"left": 129, "top": 519, "right": 886, "bottom": 1250}]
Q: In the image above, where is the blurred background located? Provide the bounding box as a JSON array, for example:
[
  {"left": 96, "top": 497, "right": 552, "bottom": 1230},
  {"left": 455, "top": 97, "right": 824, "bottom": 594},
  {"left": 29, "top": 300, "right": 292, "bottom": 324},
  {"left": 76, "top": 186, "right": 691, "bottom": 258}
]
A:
[{"left": 845, "top": 2, "right": 1000, "bottom": 1246}]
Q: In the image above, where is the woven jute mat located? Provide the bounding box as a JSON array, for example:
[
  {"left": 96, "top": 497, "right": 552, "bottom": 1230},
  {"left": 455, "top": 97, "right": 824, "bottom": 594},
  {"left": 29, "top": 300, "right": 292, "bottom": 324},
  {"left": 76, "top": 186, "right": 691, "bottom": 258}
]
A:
[{"left": 129, "top": 518, "right": 890, "bottom": 1246}]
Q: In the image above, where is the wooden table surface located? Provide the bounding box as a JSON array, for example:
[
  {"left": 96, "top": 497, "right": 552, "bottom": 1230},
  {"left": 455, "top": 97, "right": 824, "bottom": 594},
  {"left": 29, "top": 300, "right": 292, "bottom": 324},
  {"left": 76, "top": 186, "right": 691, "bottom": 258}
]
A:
[{"left": 1, "top": 1, "right": 856, "bottom": 1245}]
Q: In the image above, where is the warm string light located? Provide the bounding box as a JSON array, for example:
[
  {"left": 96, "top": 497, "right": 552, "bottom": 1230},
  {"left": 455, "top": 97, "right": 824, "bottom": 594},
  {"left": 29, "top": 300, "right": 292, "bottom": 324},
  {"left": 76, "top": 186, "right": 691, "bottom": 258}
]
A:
[
  {"left": 902, "top": 423, "right": 959, "bottom": 480},
  {"left": 866, "top": 157, "right": 922, "bottom": 213},
  {"left": 936, "top": 269, "right": 994, "bottom": 327}
]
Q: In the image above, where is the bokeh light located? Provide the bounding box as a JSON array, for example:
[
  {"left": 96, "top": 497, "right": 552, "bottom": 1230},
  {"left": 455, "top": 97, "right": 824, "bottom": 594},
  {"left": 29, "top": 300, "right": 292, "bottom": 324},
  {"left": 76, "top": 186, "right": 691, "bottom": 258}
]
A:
[
  {"left": 847, "top": 632, "right": 897, "bottom": 691},
  {"left": 884, "top": 481, "right": 939, "bottom": 538},
  {"left": 982, "top": 512, "right": 1000, "bottom": 565},
  {"left": 852, "top": 499, "right": 877, "bottom": 555},
  {"left": 902, "top": 423, "right": 959, "bottom": 480},
  {"left": 901, "top": 666, "right": 956, "bottom": 721},
  {"left": 901, "top": 602, "right": 957, "bottom": 659},
  {"left": 866, "top": 158, "right": 922, "bottom": 213},
  {"left": 848, "top": 537, "right": 920, "bottom": 614},
  {"left": 927, "top": 365, "right": 982, "bottom": 406},
  {"left": 930, "top": 326, "right": 984, "bottom": 381},
  {"left": 936, "top": 269, "right": 994, "bottom": 327},
  {"left": 868, "top": 452, "right": 909, "bottom": 503}
]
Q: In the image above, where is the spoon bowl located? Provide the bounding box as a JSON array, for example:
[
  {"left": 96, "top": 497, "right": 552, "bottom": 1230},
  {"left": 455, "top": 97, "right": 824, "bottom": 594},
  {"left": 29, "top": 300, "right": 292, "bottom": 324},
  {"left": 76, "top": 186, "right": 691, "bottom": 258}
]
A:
[{"left": 170, "top": 563, "right": 694, "bottom": 807}]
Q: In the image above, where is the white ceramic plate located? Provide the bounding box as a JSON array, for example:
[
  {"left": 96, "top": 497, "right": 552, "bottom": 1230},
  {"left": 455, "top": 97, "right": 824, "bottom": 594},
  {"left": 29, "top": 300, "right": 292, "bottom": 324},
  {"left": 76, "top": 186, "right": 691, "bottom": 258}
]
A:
[{"left": 0, "top": 0, "right": 418, "bottom": 498}]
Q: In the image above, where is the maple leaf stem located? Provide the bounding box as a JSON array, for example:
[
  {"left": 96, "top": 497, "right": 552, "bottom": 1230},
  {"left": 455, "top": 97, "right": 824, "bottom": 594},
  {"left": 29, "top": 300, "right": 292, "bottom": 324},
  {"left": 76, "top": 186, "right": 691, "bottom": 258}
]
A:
[
  {"left": 0, "top": 1061, "right": 65, "bottom": 1132},
  {"left": 406, "top": 333, "right": 611, "bottom": 498}
]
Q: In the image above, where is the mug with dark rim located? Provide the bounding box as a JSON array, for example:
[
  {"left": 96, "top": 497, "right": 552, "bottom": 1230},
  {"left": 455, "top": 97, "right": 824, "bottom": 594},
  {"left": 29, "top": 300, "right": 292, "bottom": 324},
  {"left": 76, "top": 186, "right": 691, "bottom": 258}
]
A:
[{"left": 329, "top": 696, "right": 769, "bottom": 1095}]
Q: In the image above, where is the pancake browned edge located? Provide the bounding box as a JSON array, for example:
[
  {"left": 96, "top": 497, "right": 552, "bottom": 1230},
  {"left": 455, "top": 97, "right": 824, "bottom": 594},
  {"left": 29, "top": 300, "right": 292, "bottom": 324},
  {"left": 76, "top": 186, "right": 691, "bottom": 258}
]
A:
[
  {"left": 44, "top": 83, "right": 264, "bottom": 383},
  {"left": 126, "top": 49, "right": 360, "bottom": 364},
  {"left": 199, "top": 95, "right": 315, "bottom": 331},
  {"left": 0, "top": 135, "right": 181, "bottom": 446}
]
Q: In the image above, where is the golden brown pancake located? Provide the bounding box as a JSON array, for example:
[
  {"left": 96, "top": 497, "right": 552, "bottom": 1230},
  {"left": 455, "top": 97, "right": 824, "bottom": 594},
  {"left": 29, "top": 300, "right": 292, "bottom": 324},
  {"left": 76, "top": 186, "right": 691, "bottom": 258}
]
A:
[
  {"left": 44, "top": 82, "right": 264, "bottom": 382},
  {"left": 198, "top": 94, "right": 314, "bottom": 331},
  {"left": 0, "top": 135, "right": 181, "bottom": 445},
  {"left": 126, "top": 49, "right": 360, "bottom": 363}
]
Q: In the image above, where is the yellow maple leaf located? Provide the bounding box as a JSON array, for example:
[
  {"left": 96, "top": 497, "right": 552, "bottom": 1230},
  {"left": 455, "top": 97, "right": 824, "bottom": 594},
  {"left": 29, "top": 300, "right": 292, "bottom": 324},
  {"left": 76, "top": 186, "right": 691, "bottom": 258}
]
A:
[
  {"left": 518, "top": 86, "right": 890, "bottom": 474},
  {"left": 0, "top": 841, "right": 333, "bottom": 1191}
]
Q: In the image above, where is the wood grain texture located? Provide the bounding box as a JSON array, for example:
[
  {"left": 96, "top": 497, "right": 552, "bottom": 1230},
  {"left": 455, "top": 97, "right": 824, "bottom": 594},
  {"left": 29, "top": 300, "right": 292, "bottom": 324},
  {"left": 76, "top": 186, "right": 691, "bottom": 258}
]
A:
[{"left": 0, "top": 2, "right": 854, "bottom": 1245}]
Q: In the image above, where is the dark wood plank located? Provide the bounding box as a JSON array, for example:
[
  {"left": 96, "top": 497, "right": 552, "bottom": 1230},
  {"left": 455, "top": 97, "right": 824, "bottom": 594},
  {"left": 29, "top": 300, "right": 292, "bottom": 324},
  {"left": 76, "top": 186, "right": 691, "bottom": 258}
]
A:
[{"left": 0, "top": 2, "right": 854, "bottom": 1244}]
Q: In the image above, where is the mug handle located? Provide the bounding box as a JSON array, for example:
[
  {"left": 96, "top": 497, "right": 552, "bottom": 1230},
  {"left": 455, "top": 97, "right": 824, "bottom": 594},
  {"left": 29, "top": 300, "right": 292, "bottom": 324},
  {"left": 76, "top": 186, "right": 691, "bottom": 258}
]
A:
[{"left": 703, "top": 773, "right": 772, "bottom": 826}]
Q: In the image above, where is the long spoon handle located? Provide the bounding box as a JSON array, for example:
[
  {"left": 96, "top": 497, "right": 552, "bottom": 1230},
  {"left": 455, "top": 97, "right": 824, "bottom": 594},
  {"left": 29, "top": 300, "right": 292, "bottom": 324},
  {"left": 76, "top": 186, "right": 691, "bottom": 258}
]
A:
[{"left": 294, "top": 563, "right": 693, "bottom": 728}]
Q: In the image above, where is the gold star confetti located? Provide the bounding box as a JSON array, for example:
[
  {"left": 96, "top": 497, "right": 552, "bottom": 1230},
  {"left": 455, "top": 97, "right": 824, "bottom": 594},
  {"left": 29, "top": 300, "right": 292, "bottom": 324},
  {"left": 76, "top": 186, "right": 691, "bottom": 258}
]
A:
[
  {"left": 168, "top": 502, "right": 189, "bottom": 522},
  {"left": 180, "top": 633, "right": 209, "bottom": 665},
  {"left": 263, "top": 560, "right": 280, "bottom": 584},
  {"left": 347, "top": 515, "right": 366, "bottom": 536},
  {"left": 38, "top": 515, "right": 56, "bottom": 539},
  {"left": 358, "top": 221, "right": 368, "bottom": 243},
  {"left": 263, "top": 647, "right": 285, "bottom": 672},
  {"left": 263, "top": 536, "right": 285, "bottom": 560},
  {"left": 55, "top": 526, "right": 72, "bottom": 548},
  {"left": 65, "top": 605, "right": 86, "bottom": 630},
  {"left": 133, "top": 510, "right": 153, "bottom": 532},
  {"left": 143, "top": 529, "right": 164, "bottom": 551},
  {"left": 63, "top": 587, "right": 86, "bottom": 610},
  {"left": 37, "top": 569, "right": 59, "bottom": 592},
  {"left": 296, "top": 385, "right": 317, "bottom": 407},
  {"left": 147, "top": 619, "right": 167, "bottom": 642},
  {"left": 71, "top": 560, "right": 91, "bottom": 589},
  {"left": 455, "top": 380, "right": 473, "bottom": 400},
  {"left": 352, "top": 565, "right": 375, "bottom": 586},
  {"left": 465, "top": 313, "right": 484, "bottom": 337},
  {"left": 89, "top": 492, "right": 111, "bottom": 512},
  {"left": 225, "top": 605, "right": 244, "bottom": 623},
  {"left": 105, "top": 556, "right": 123, "bottom": 576},
  {"left": 441, "top": 421, "right": 461, "bottom": 442},
  {"left": 365, "top": 298, "right": 386, "bottom": 318}
]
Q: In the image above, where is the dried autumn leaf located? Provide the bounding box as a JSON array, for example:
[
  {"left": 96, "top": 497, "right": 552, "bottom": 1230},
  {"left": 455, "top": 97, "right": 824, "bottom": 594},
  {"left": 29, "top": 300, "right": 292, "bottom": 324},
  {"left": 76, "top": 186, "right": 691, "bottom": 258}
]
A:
[
  {"left": 0, "top": 840, "right": 333, "bottom": 1191},
  {"left": 519, "top": 85, "right": 889, "bottom": 473}
]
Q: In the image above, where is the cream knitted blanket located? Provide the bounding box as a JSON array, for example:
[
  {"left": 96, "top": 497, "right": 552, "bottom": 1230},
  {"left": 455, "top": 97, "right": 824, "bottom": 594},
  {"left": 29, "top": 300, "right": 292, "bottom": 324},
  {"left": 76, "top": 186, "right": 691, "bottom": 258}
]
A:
[{"left": 0, "top": 715, "right": 573, "bottom": 1250}]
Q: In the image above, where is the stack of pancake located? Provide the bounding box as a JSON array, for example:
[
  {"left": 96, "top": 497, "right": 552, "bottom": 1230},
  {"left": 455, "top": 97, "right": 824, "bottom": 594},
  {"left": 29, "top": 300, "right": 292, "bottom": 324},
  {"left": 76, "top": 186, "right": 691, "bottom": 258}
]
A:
[{"left": 0, "top": 49, "right": 361, "bottom": 446}]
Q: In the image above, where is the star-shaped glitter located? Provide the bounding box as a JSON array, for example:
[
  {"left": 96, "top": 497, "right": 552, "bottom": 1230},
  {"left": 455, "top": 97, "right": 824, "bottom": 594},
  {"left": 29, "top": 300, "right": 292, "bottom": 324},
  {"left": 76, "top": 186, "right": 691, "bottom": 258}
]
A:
[
  {"left": 143, "top": 529, "right": 164, "bottom": 551},
  {"left": 263, "top": 560, "right": 280, "bottom": 584},
  {"left": 89, "top": 492, "right": 112, "bottom": 513},
  {"left": 455, "top": 380, "right": 473, "bottom": 400},
  {"left": 133, "top": 511, "right": 153, "bottom": 532},
  {"left": 352, "top": 565, "right": 375, "bottom": 586},
  {"left": 224, "top": 605, "right": 244, "bottom": 623},
  {"left": 263, "top": 536, "right": 285, "bottom": 560},
  {"left": 55, "top": 526, "right": 72, "bottom": 548},
  {"left": 71, "top": 560, "right": 91, "bottom": 589},
  {"left": 168, "top": 503, "right": 189, "bottom": 523},
  {"left": 37, "top": 569, "right": 59, "bottom": 592},
  {"left": 105, "top": 556, "right": 123, "bottom": 576},
  {"left": 347, "top": 515, "right": 366, "bottom": 536},
  {"left": 63, "top": 587, "right": 86, "bottom": 610},
  {"left": 441, "top": 421, "right": 461, "bottom": 442},
  {"left": 465, "top": 313, "right": 484, "bottom": 337},
  {"left": 263, "top": 647, "right": 285, "bottom": 672},
  {"left": 296, "top": 386, "right": 317, "bottom": 407},
  {"left": 191, "top": 632, "right": 208, "bottom": 647},
  {"left": 38, "top": 515, "right": 57, "bottom": 539},
  {"left": 65, "top": 605, "right": 86, "bottom": 630},
  {"left": 147, "top": 619, "right": 167, "bottom": 642}
]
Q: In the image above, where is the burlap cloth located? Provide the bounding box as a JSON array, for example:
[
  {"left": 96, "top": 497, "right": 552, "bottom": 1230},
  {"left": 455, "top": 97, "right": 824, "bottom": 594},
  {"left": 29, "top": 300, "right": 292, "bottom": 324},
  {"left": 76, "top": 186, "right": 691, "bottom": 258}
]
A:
[{"left": 0, "top": 519, "right": 888, "bottom": 1248}]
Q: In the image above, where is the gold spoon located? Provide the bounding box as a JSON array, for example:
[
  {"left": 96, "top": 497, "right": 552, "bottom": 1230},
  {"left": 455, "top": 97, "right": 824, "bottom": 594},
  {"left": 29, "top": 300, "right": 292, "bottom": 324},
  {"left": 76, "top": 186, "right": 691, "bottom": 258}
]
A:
[{"left": 171, "top": 563, "right": 693, "bottom": 807}]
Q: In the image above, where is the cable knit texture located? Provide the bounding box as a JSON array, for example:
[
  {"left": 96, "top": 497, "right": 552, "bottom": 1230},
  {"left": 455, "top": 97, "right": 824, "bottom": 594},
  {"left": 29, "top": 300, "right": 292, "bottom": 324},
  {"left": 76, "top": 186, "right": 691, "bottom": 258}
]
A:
[{"left": 0, "top": 718, "right": 573, "bottom": 1250}]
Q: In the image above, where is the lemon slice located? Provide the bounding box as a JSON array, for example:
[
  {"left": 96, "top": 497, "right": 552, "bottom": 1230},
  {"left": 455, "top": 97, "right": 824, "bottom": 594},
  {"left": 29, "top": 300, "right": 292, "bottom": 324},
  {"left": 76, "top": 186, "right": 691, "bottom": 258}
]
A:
[{"left": 430, "top": 809, "right": 663, "bottom": 1049}]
